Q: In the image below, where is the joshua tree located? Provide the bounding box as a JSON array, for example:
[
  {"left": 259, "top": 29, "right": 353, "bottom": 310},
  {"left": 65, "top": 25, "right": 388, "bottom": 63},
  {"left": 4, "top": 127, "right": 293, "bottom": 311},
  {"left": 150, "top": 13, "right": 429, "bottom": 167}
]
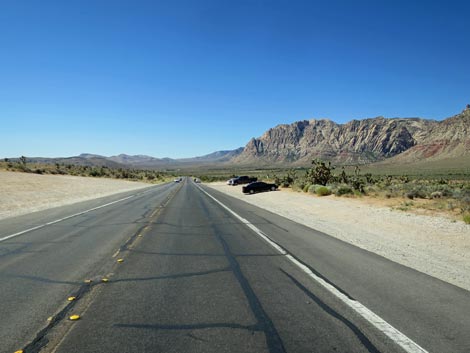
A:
[
  {"left": 307, "top": 159, "right": 335, "bottom": 186},
  {"left": 19, "top": 156, "right": 27, "bottom": 166}
]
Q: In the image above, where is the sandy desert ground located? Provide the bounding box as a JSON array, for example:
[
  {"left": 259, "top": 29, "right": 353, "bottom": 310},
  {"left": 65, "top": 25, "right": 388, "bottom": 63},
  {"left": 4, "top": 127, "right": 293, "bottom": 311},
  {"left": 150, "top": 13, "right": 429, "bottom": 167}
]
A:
[
  {"left": 0, "top": 171, "right": 149, "bottom": 220},
  {"left": 206, "top": 182, "right": 470, "bottom": 291}
]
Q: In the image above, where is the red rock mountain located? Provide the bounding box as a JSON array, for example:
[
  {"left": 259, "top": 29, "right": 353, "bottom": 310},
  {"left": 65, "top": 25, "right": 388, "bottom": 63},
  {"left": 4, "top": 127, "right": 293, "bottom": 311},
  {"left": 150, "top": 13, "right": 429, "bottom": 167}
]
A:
[{"left": 232, "top": 106, "right": 470, "bottom": 166}]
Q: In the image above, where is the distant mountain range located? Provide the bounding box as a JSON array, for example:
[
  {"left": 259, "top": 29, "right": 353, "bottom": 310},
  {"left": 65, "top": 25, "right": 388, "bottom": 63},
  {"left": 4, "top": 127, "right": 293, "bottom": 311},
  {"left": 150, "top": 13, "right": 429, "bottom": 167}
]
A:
[
  {"left": 21, "top": 148, "right": 245, "bottom": 169},
  {"left": 233, "top": 105, "right": 470, "bottom": 166},
  {"left": 10, "top": 106, "right": 470, "bottom": 169}
]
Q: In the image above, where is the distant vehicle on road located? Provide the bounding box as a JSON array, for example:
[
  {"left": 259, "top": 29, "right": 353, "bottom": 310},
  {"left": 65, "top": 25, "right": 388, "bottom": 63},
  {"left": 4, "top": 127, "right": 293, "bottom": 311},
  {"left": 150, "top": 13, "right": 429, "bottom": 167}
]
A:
[
  {"left": 230, "top": 176, "right": 257, "bottom": 185},
  {"left": 242, "top": 181, "right": 278, "bottom": 194},
  {"left": 174, "top": 177, "right": 182, "bottom": 183},
  {"left": 193, "top": 178, "right": 201, "bottom": 183}
]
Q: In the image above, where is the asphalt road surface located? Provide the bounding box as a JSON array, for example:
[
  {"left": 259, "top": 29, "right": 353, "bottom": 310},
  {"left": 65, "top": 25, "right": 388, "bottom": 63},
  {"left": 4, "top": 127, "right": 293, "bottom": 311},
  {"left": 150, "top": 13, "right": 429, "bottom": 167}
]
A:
[{"left": 1, "top": 178, "right": 469, "bottom": 353}]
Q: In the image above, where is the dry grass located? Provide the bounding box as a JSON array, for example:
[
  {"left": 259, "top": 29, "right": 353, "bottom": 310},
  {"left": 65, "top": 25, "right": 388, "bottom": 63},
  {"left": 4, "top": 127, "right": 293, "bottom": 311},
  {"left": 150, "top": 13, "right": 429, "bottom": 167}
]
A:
[{"left": 284, "top": 186, "right": 467, "bottom": 222}]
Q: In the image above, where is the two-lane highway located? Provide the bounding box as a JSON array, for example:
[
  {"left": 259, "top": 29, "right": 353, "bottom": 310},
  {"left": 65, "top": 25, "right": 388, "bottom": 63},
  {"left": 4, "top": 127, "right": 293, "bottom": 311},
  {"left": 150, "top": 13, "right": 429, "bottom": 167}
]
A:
[
  {"left": 1, "top": 178, "right": 469, "bottom": 353},
  {"left": 0, "top": 182, "right": 179, "bottom": 353}
]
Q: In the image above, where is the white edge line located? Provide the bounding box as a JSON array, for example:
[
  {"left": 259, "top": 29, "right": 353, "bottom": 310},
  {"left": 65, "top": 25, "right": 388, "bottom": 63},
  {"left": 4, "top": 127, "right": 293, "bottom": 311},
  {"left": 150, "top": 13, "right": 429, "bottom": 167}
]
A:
[
  {"left": 197, "top": 185, "right": 429, "bottom": 353},
  {"left": 0, "top": 185, "right": 163, "bottom": 243}
]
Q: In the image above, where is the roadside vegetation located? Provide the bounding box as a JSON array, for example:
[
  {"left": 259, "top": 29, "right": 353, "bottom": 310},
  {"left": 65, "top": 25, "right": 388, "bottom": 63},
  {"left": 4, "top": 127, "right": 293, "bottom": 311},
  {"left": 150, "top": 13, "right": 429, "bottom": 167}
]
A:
[
  {"left": 266, "top": 159, "right": 470, "bottom": 224},
  {"left": 193, "top": 159, "right": 470, "bottom": 224},
  {"left": 0, "top": 157, "right": 172, "bottom": 183}
]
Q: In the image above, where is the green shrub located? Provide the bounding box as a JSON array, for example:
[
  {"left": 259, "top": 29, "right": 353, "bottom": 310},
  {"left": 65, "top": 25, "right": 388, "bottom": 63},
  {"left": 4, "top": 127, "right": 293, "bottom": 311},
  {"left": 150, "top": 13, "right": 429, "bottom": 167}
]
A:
[
  {"left": 460, "top": 196, "right": 470, "bottom": 214},
  {"left": 303, "top": 184, "right": 311, "bottom": 193},
  {"left": 364, "top": 185, "right": 378, "bottom": 195},
  {"left": 336, "top": 186, "right": 353, "bottom": 196},
  {"left": 292, "top": 180, "right": 306, "bottom": 192},
  {"left": 89, "top": 169, "right": 101, "bottom": 177},
  {"left": 307, "top": 185, "right": 317, "bottom": 194},
  {"left": 405, "top": 188, "right": 428, "bottom": 199},
  {"left": 315, "top": 186, "right": 331, "bottom": 196},
  {"left": 280, "top": 170, "right": 297, "bottom": 187},
  {"left": 353, "top": 190, "right": 363, "bottom": 197},
  {"left": 350, "top": 178, "right": 366, "bottom": 193},
  {"left": 464, "top": 214, "right": 470, "bottom": 224}
]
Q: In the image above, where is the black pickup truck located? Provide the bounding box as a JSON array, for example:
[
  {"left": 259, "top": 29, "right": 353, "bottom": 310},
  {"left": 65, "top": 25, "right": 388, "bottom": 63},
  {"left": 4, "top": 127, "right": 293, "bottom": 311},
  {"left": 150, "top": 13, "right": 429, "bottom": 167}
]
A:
[{"left": 231, "top": 176, "right": 257, "bottom": 185}]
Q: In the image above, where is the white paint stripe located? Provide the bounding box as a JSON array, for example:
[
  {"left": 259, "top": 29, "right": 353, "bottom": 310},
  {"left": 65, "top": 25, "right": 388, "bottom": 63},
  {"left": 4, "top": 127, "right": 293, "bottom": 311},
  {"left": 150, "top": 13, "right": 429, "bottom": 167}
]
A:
[
  {"left": 198, "top": 186, "right": 429, "bottom": 353},
  {"left": 199, "top": 187, "right": 287, "bottom": 255},
  {"left": 0, "top": 186, "right": 162, "bottom": 243}
]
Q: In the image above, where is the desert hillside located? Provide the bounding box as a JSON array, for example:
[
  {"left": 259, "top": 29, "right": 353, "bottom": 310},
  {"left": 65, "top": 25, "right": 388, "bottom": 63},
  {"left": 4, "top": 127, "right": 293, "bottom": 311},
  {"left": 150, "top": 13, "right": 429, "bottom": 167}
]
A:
[{"left": 232, "top": 106, "right": 470, "bottom": 166}]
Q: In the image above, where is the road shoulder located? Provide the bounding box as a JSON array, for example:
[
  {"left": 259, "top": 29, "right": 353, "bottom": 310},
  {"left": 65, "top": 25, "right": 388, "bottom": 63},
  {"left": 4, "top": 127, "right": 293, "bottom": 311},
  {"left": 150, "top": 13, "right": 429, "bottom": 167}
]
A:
[{"left": 205, "top": 182, "right": 470, "bottom": 292}]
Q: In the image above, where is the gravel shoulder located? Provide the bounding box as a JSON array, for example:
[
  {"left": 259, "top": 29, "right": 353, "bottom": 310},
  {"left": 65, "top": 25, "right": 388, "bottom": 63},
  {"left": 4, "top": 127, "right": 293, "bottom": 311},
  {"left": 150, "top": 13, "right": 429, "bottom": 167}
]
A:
[
  {"left": 0, "top": 171, "right": 150, "bottom": 220},
  {"left": 206, "top": 182, "right": 470, "bottom": 292}
]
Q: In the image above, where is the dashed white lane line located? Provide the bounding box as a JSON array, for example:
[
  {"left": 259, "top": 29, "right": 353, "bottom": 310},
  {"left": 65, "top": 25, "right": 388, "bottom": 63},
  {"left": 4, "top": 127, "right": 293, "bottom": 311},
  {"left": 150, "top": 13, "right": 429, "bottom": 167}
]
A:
[
  {"left": 0, "top": 186, "right": 162, "bottom": 243},
  {"left": 198, "top": 186, "right": 429, "bottom": 353}
]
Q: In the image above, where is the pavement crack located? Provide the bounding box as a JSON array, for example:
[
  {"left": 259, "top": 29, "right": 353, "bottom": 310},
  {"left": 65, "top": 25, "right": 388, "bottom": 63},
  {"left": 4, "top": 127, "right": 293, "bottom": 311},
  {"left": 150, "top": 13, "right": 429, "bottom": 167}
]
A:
[
  {"left": 18, "top": 281, "right": 94, "bottom": 353},
  {"left": 110, "top": 267, "right": 230, "bottom": 283},
  {"left": 215, "top": 233, "right": 287, "bottom": 353},
  {"left": 197, "top": 191, "right": 286, "bottom": 353},
  {"left": 114, "top": 322, "right": 261, "bottom": 331},
  {"left": 281, "top": 269, "right": 382, "bottom": 353}
]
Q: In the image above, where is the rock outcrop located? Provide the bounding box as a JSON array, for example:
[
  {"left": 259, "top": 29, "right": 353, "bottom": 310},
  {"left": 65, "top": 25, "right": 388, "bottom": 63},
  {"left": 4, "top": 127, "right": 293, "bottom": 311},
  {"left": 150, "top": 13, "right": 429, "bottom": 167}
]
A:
[
  {"left": 232, "top": 107, "right": 470, "bottom": 165},
  {"left": 388, "top": 107, "right": 470, "bottom": 163}
]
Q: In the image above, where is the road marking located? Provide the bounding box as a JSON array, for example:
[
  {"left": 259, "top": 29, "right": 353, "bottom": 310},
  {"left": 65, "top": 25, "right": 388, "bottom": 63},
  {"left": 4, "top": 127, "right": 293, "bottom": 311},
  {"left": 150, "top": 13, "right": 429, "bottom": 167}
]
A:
[
  {"left": 0, "top": 185, "right": 164, "bottom": 243},
  {"left": 150, "top": 207, "right": 161, "bottom": 218},
  {"left": 198, "top": 186, "right": 429, "bottom": 353}
]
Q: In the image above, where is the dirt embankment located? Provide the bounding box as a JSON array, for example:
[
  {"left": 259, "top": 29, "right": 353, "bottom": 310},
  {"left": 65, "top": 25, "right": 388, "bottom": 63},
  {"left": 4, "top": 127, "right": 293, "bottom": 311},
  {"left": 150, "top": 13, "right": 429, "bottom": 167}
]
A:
[
  {"left": 0, "top": 171, "right": 150, "bottom": 220},
  {"left": 206, "top": 182, "right": 470, "bottom": 292}
]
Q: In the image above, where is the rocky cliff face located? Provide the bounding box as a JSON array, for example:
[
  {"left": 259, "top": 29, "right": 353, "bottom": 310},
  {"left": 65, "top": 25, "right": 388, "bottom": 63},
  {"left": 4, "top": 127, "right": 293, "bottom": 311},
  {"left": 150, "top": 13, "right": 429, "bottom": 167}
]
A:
[
  {"left": 388, "top": 107, "right": 470, "bottom": 163},
  {"left": 232, "top": 107, "right": 470, "bottom": 165}
]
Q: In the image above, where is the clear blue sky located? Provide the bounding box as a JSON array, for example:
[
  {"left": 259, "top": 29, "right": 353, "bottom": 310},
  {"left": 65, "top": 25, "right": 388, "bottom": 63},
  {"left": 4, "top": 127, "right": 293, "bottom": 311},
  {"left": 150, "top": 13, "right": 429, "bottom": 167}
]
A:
[{"left": 1, "top": 0, "right": 469, "bottom": 158}]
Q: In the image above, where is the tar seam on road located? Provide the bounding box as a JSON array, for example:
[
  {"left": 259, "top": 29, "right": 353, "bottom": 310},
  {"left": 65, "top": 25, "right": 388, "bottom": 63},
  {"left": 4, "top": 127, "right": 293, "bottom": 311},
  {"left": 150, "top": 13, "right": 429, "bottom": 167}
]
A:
[
  {"left": 116, "top": 182, "right": 184, "bottom": 257},
  {"left": 20, "top": 280, "right": 95, "bottom": 353},
  {"left": 197, "top": 195, "right": 286, "bottom": 353},
  {"left": 0, "top": 185, "right": 162, "bottom": 243},
  {"left": 13, "top": 183, "right": 179, "bottom": 353},
  {"left": 196, "top": 185, "right": 430, "bottom": 353}
]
